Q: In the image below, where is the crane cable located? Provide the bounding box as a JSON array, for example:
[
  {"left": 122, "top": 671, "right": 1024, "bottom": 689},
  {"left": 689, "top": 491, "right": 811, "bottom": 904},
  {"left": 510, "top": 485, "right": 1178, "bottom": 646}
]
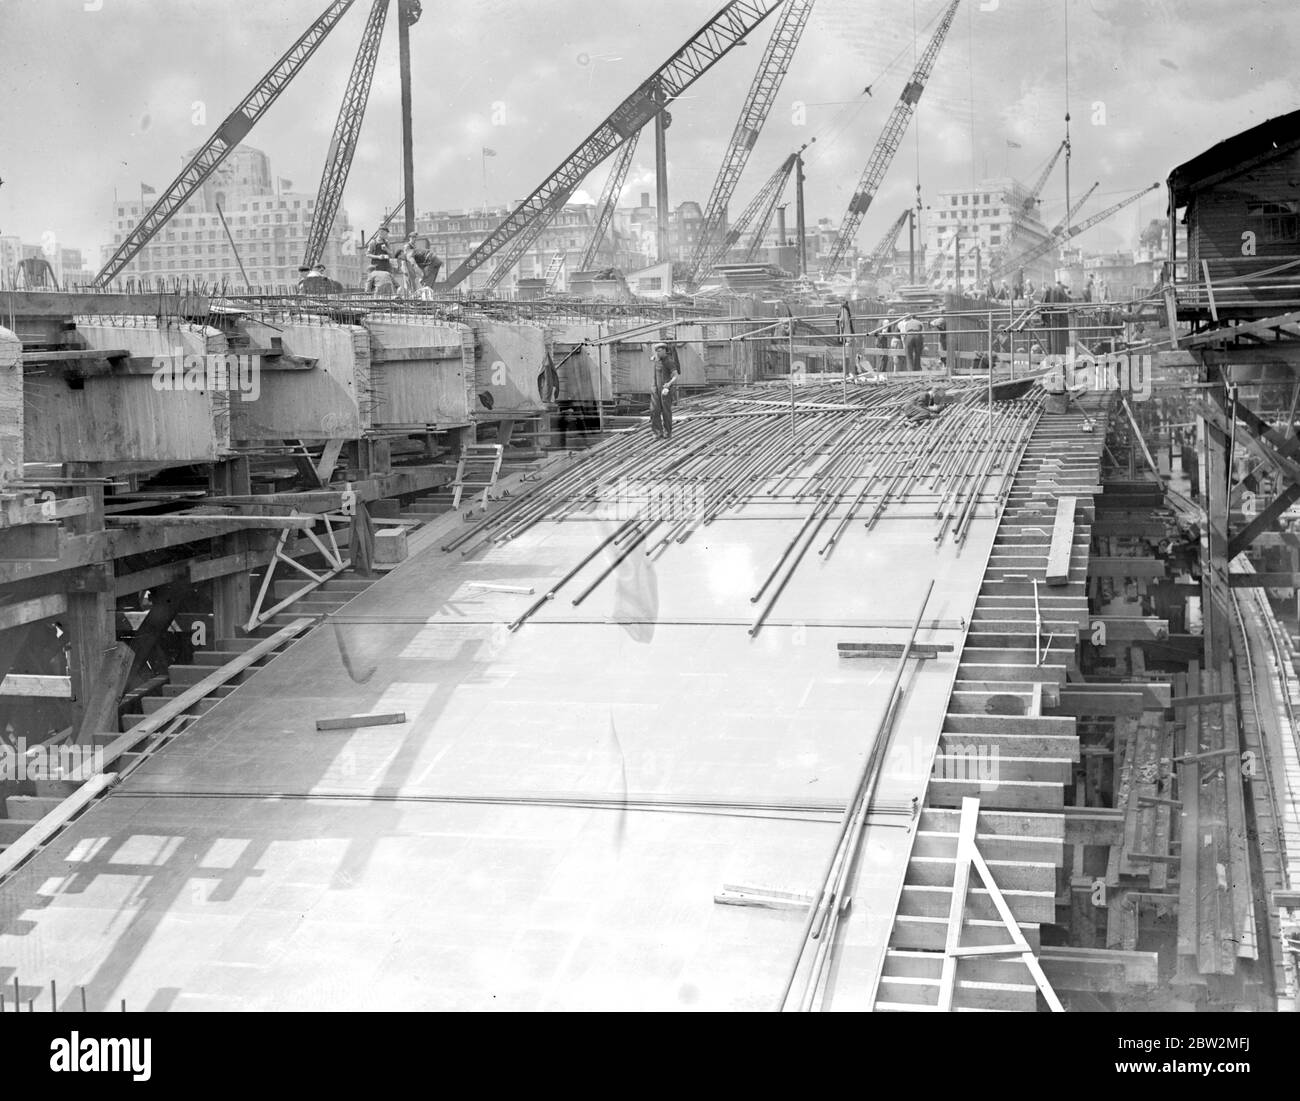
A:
[{"left": 802, "top": 0, "right": 946, "bottom": 172}]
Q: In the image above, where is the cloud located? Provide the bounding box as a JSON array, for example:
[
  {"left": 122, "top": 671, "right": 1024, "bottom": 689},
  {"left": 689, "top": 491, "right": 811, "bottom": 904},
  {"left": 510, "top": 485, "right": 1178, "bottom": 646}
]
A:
[{"left": 1, "top": 0, "right": 1297, "bottom": 265}]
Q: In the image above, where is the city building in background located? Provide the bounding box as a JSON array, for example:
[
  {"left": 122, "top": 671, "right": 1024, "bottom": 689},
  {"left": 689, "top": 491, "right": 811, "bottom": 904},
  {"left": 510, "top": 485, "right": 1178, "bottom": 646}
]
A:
[
  {"left": 101, "top": 144, "right": 361, "bottom": 288},
  {"left": 416, "top": 201, "right": 648, "bottom": 293},
  {"left": 0, "top": 235, "right": 89, "bottom": 288},
  {"left": 925, "top": 176, "right": 1056, "bottom": 290}
]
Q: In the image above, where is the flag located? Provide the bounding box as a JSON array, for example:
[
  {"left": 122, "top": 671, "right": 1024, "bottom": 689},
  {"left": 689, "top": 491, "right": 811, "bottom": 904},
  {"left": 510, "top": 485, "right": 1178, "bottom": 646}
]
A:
[
  {"left": 482, "top": 147, "right": 497, "bottom": 157},
  {"left": 278, "top": 177, "right": 293, "bottom": 191},
  {"left": 140, "top": 182, "right": 157, "bottom": 194},
  {"left": 1005, "top": 140, "right": 1022, "bottom": 149}
]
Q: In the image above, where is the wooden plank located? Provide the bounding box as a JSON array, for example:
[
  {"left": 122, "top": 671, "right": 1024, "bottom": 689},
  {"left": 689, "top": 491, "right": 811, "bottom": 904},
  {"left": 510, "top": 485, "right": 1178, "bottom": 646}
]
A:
[
  {"left": 1112, "top": 721, "right": 1140, "bottom": 884},
  {"left": 107, "top": 514, "right": 319, "bottom": 529},
  {"left": 0, "top": 771, "right": 116, "bottom": 883},
  {"left": 1219, "top": 660, "right": 1254, "bottom": 961},
  {"left": 21, "top": 347, "right": 131, "bottom": 363},
  {"left": 1227, "top": 481, "right": 1300, "bottom": 559},
  {"left": 314, "top": 438, "right": 347, "bottom": 485},
  {"left": 1121, "top": 715, "right": 1164, "bottom": 878},
  {"left": 1088, "top": 556, "right": 1167, "bottom": 579},
  {"left": 1045, "top": 496, "right": 1077, "bottom": 586},
  {"left": 1063, "top": 808, "right": 1125, "bottom": 847},
  {"left": 1082, "top": 617, "right": 1170, "bottom": 642},
  {"left": 1177, "top": 664, "right": 1200, "bottom": 959},
  {"left": 1227, "top": 572, "right": 1300, "bottom": 587},
  {"left": 0, "top": 593, "right": 67, "bottom": 631},
  {"left": 1172, "top": 746, "right": 1237, "bottom": 763},
  {"left": 314, "top": 712, "right": 407, "bottom": 732},
  {"left": 937, "top": 797, "right": 979, "bottom": 1013},
  {"left": 0, "top": 494, "right": 91, "bottom": 529},
  {"left": 73, "top": 643, "right": 134, "bottom": 742},
  {"left": 1055, "top": 691, "right": 1144, "bottom": 718},
  {"left": 0, "top": 674, "right": 72, "bottom": 698},
  {"left": 1092, "top": 518, "right": 1170, "bottom": 538},
  {"left": 94, "top": 618, "right": 314, "bottom": 770},
  {"left": 1039, "top": 947, "right": 1159, "bottom": 990},
  {"left": 838, "top": 644, "right": 944, "bottom": 660},
  {"left": 1065, "top": 681, "right": 1173, "bottom": 709},
  {"left": 1171, "top": 692, "right": 1234, "bottom": 708}
]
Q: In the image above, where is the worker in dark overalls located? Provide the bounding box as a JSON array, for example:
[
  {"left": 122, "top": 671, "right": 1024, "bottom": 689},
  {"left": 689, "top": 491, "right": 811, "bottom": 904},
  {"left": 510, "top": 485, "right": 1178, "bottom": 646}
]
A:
[
  {"left": 649, "top": 341, "right": 680, "bottom": 441},
  {"left": 905, "top": 386, "right": 945, "bottom": 424}
]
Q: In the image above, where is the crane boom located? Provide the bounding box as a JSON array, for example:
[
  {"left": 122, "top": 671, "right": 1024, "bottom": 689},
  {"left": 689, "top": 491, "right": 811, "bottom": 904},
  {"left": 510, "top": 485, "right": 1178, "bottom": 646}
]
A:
[
  {"left": 988, "top": 182, "right": 1159, "bottom": 281},
  {"left": 995, "top": 180, "right": 1097, "bottom": 274},
  {"left": 1050, "top": 180, "right": 1098, "bottom": 235},
  {"left": 819, "top": 0, "right": 961, "bottom": 280},
  {"left": 705, "top": 154, "right": 797, "bottom": 273},
  {"left": 739, "top": 159, "right": 797, "bottom": 262},
  {"left": 996, "top": 140, "right": 1067, "bottom": 259},
  {"left": 686, "top": 0, "right": 817, "bottom": 284},
  {"left": 94, "top": 0, "right": 358, "bottom": 287},
  {"left": 577, "top": 132, "right": 642, "bottom": 273},
  {"left": 865, "top": 208, "right": 910, "bottom": 272},
  {"left": 926, "top": 228, "right": 958, "bottom": 281},
  {"left": 1021, "top": 141, "right": 1066, "bottom": 213},
  {"left": 303, "top": 0, "right": 392, "bottom": 267},
  {"left": 444, "top": 0, "right": 785, "bottom": 289},
  {"left": 482, "top": 193, "right": 570, "bottom": 293}
]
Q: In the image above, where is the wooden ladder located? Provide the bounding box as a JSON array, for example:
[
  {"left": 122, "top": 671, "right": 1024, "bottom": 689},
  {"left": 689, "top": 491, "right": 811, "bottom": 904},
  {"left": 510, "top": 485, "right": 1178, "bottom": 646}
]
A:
[
  {"left": 544, "top": 249, "right": 566, "bottom": 288},
  {"left": 452, "top": 444, "right": 504, "bottom": 509}
]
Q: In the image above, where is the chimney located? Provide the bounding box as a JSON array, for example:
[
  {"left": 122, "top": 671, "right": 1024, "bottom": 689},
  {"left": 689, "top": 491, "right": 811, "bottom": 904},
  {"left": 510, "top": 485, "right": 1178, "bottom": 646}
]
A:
[
  {"left": 775, "top": 205, "right": 788, "bottom": 246},
  {"left": 641, "top": 192, "right": 651, "bottom": 208}
]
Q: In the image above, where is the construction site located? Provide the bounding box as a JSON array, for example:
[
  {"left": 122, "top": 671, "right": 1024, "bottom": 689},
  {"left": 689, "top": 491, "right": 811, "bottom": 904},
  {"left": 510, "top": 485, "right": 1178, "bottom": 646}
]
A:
[{"left": 0, "top": 0, "right": 1297, "bottom": 1017}]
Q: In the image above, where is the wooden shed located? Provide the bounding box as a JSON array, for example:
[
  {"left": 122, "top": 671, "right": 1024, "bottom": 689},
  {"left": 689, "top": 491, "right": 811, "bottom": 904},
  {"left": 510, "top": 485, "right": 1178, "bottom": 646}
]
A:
[{"left": 1168, "top": 108, "right": 1300, "bottom": 321}]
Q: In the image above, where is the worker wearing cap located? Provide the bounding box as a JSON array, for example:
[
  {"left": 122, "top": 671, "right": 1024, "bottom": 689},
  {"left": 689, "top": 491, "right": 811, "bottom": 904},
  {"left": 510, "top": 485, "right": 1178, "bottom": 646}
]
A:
[
  {"left": 649, "top": 341, "right": 680, "bottom": 441},
  {"left": 365, "top": 227, "right": 395, "bottom": 296},
  {"left": 406, "top": 234, "right": 443, "bottom": 290},
  {"left": 297, "top": 262, "right": 341, "bottom": 295}
]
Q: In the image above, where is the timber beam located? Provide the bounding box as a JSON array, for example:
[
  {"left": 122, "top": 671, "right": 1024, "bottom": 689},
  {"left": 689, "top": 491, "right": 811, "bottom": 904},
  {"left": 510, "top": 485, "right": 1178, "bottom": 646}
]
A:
[
  {"left": 1226, "top": 481, "right": 1300, "bottom": 559},
  {"left": 0, "top": 464, "right": 455, "bottom": 585},
  {"left": 1088, "top": 556, "right": 1167, "bottom": 579},
  {"left": 1228, "top": 572, "right": 1300, "bottom": 587}
]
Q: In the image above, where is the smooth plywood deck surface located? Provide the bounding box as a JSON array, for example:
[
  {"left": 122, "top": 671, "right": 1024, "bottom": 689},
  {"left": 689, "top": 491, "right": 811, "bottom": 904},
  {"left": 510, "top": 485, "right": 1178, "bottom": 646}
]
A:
[{"left": 0, "top": 437, "right": 1003, "bottom": 1011}]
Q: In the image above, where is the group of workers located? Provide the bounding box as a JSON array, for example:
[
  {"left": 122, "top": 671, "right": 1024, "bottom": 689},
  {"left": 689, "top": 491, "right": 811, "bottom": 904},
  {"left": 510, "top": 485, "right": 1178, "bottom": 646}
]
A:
[
  {"left": 363, "top": 227, "right": 443, "bottom": 296},
  {"left": 867, "top": 311, "right": 943, "bottom": 373},
  {"left": 981, "top": 274, "right": 1108, "bottom": 306},
  {"left": 294, "top": 225, "right": 444, "bottom": 297}
]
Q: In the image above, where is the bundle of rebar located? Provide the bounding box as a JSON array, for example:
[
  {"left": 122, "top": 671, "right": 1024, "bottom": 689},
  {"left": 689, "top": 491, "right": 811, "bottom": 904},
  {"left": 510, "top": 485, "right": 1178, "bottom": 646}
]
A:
[{"left": 440, "top": 377, "right": 1043, "bottom": 632}]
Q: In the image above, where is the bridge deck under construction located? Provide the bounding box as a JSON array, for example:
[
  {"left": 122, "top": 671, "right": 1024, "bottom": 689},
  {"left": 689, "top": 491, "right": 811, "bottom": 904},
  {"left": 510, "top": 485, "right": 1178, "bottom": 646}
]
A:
[{"left": 0, "top": 378, "right": 1057, "bottom": 1011}]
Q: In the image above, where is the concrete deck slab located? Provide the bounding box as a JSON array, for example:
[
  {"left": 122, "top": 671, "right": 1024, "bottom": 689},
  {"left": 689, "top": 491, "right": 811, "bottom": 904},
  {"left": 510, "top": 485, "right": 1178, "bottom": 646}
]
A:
[{"left": 0, "top": 393, "right": 1017, "bottom": 1011}]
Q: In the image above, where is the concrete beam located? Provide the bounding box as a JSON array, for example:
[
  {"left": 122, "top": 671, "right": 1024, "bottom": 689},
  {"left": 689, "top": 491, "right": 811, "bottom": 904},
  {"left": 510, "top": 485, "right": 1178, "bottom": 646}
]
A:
[
  {"left": 1040, "top": 947, "right": 1159, "bottom": 991},
  {"left": 366, "top": 318, "right": 474, "bottom": 428},
  {"left": 25, "top": 319, "right": 228, "bottom": 463}
]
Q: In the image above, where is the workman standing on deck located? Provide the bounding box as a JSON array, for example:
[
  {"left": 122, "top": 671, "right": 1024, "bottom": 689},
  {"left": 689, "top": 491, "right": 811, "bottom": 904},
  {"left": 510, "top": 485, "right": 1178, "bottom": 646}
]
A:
[
  {"left": 898, "top": 313, "right": 925, "bottom": 372},
  {"left": 648, "top": 341, "right": 680, "bottom": 441},
  {"left": 365, "top": 227, "right": 396, "bottom": 296}
]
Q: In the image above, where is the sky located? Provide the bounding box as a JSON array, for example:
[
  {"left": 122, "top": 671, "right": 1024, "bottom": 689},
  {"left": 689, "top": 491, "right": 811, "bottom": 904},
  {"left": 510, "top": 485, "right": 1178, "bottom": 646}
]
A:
[{"left": 1, "top": 0, "right": 1298, "bottom": 270}]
